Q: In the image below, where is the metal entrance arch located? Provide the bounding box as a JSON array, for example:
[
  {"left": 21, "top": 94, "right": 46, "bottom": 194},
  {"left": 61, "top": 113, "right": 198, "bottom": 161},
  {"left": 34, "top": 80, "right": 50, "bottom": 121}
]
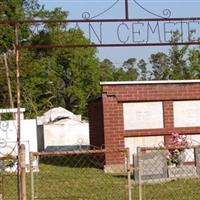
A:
[{"left": 0, "top": 1, "right": 200, "bottom": 199}]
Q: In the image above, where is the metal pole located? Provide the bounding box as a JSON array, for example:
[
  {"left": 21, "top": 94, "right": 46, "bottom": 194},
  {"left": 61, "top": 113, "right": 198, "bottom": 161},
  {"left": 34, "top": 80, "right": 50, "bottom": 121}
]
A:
[
  {"left": 30, "top": 153, "right": 35, "bottom": 200},
  {"left": 15, "top": 23, "right": 21, "bottom": 148},
  {"left": 137, "top": 147, "right": 142, "bottom": 200},
  {"left": 126, "top": 148, "right": 132, "bottom": 200},
  {"left": 19, "top": 144, "right": 26, "bottom": 200},
  {"left": 15, "top": 22, "right": 22, "bottom": 200},
  {"left": 2, "top": 174, "right": 4, "bottom": 200},
  {"left": 125, "top": 0, "right": 129, "bottom": 20}
]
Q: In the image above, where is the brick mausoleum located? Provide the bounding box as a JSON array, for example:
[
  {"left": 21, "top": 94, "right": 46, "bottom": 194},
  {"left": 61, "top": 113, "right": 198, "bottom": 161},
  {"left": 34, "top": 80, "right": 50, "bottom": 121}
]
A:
[{"left": 88, "top": 80, "right": 200, "bottom": 169}]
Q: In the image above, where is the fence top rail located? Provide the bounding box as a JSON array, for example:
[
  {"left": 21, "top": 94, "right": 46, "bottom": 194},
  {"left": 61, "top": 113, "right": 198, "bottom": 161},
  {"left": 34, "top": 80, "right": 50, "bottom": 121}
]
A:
[
  {"left": 139, "top": 145, "right": 200, "bottom": 151},
  {"left": 0, "top": 155, "right": 17, "bottom": 160},
  {"left": 1, "top": 17, "right": 200, "bottom": 24},
  {"left": 31, "top": 148, "right": 128, "bottom": 156}
]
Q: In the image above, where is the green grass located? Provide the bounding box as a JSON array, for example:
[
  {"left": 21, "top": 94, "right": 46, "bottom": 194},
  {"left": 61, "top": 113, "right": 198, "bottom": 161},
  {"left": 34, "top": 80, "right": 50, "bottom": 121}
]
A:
[
  {"left": 1, "top": 164, "right": 200, "bottom": 200},
  {"left": 0, "top": 173, "right": 18, "bottom": 200},
  {"left": 137, "top": 178, "right": 200, "bottom": 200},
  {"left": 33, "top": 163, "right": 128, "bottom": 200}
]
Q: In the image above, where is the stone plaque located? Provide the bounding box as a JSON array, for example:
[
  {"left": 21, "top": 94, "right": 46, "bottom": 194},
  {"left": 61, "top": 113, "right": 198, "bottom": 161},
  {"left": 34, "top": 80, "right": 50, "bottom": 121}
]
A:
[
  {"left": 123, "top": 102, "right": 164, "bottom": 130},
  {"left": 124, "top": 136, "right": 164, "bottom": 164},
  {"left": 174, "top": 100, "right": 200, "bottom": 127}
]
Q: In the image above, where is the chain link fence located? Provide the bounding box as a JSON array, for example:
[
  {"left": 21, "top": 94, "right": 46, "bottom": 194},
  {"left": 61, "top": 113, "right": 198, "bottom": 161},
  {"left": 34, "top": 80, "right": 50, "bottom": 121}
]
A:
[
  {"left": 134, "top": 145, "right": 200, "bottom": 200},
  {"left": 29, "top": 148, "right": 131, "bottom": 200},
  {"left": 2, "top": 145, "right": 200, "bottom": 200},
  {"left": 0, "top": 155, "right": 18, "bottom": 200}
]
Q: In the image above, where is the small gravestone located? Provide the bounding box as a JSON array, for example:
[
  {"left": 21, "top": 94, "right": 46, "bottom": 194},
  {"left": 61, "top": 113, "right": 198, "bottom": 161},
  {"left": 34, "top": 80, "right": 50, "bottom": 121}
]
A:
[{"left": 134, "top": 150, "right": 168, "bottom": 181}]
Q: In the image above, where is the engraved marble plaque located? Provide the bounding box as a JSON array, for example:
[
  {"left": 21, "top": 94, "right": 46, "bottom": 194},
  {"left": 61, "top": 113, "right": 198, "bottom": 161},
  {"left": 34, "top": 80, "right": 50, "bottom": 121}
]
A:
[
  {"left": 123, "top": 102, "right": 164, "bottom": 130},
  {"left": 174, "top": 101, "right": 200, "bottom": 127}
]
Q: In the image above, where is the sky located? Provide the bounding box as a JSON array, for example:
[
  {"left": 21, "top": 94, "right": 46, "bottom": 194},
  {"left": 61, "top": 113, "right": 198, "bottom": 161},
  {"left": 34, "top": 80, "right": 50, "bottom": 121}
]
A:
[{"left": 38, "top": 0, "right": 200, "bottom": 65}]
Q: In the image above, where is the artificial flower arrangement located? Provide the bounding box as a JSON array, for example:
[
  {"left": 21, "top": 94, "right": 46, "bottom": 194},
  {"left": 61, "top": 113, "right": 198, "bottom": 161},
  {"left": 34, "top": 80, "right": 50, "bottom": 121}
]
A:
[
  {"left": 0, "top": 154, "right": 16, "bottom": 172},
  {"left": 166, "top": 132, "right": 190, "bottom": 167}
]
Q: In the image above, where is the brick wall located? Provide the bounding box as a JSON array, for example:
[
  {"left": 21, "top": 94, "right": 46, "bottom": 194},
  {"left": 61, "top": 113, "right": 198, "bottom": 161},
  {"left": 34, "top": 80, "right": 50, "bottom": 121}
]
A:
[
  {"left": 88, "top": 96, "right": 104, "bottom": 148},
  {"left": 89, "top": 81, "right": 200, "bottom": 166}
]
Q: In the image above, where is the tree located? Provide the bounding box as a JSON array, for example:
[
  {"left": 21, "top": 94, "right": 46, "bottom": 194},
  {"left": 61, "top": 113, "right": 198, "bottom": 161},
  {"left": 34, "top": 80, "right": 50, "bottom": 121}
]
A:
[
  {"left": 112, "top": 58, "right": 138, "bottom": 81},
  {"left": 149, "top": 52, "right": 170, "bottom": 80},
  {"left": 167, "top": 31, "right": 190, "bottom": 80},
  {"left": 1, "top": 2, "right": 200, "bottom": 118},
  {"left": 0, "top": 2, "right": 101, "bottom": 118},
  {"left": 99, "top": 59, "right": 115, "bottom": 81},
  {"left": 0, "top": 57, "right": 9, "bottom": 107},
  {"left": 188, "top": 48, "right": 200, "bottom": 79},
  {"left": 149, "top": 31, "right": 197, "bottom": 80},
  {"left": 0, "top": 0, "right": 42, "bottom": 110},
  {"left": 0, "top": 0, "right": 41, "bottom": 53},
  {"left": 122, "top": 58, "right": 138, "bottom": 80},
  {"left": 19, "top": 8, "right": 101, "bottom": 117},
  {"left": 137, "top": 59, "right": 148, "bottom": 80}
]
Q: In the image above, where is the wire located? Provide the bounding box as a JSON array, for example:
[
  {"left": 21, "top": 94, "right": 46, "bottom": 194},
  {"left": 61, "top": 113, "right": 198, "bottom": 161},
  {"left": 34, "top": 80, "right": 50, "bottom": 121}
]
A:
[
  {"left": 132, "top": 0, "right": 171, "bottom": 18},
  {"left": 82, "top": 0, "right": 120, "bottom": 19}
]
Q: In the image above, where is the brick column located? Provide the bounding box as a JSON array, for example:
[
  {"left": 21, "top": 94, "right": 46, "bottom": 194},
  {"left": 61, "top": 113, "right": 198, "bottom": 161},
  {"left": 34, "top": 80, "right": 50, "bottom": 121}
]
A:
[
  {"left": 102, "top": 94, "right": 125, "bottom": 166},
  {"left": 163, "top": 101, "right": 174, "bottom": 145},
  {"left": 88, "top": 97, "right": 104, "bottom": 147}
]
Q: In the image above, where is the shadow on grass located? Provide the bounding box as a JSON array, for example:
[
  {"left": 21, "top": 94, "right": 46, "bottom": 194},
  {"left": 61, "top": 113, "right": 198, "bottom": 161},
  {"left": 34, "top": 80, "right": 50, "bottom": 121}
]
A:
[{"left": 39, "top": 153, "right": 105, "bottom": 169}]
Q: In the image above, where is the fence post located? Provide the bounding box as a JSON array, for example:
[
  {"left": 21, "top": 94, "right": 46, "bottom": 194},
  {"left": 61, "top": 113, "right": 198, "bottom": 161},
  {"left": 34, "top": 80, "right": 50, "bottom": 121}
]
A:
[
  {"left": 126, "top": 148, "right": 132, "bottom": 200},
  {"left": 30, "top": 153, "right": 34, "bottom": 200},
  {"left": 137, "top": 147, "right": 142, "bottom": 200},
  {"left": 194, "top": 146, "right": 200, "bottom": 175},
  {"left": 19, "top": 144, "right": 26, "bottom": 200},
  {"left": 2, "top": 175, "right": 4, "bottom": 200}
]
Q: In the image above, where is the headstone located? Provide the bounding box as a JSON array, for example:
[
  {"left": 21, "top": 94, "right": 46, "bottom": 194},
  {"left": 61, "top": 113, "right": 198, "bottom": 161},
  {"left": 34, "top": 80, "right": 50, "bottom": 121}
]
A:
[
  {"left": 134, "top": 150, "right": 168, "bottom": 181},
  {"left": 142, "top": 151, "right": 168, "bottom": 180}
]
